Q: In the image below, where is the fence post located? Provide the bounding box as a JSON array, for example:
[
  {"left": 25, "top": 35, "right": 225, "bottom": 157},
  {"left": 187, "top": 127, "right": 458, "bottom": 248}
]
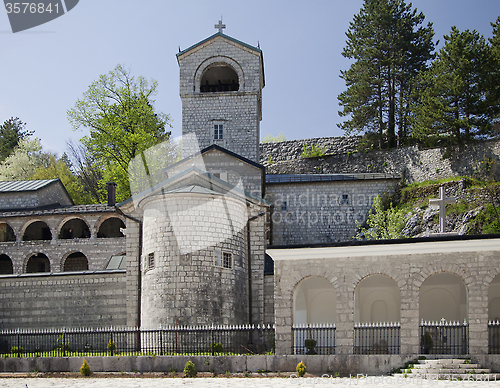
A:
[{"left": 16, "top": 328, "right": 20, "bottom": 358}]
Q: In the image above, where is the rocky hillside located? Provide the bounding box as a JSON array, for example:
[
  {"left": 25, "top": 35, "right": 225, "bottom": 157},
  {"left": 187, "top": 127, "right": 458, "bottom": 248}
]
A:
[{"left": 394, "top": 178, "right": 500, "bottom": 237}]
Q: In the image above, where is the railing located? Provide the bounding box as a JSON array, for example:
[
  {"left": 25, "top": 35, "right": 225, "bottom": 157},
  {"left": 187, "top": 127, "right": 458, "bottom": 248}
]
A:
[
  {"left": 292, "top": 323, "right": 336, "bottom": 355},
  {"left": 488, "top": 320, "right": 500, "bottom": 354},
  {"left": 420, "top": 319, "right": 468, "bottom": 355},
  {"left": 354, "top": 322, "right": 400, "bottom": 354},
  {"left": 0, "top": 324, "right": 275, "bottom": 357}
]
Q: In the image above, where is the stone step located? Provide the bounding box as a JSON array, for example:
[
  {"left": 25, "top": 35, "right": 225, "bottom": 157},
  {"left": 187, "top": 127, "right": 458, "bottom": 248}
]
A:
[
  {"left": 412, "top": 364, "right": 482, "bottom": 370},
  {"left": 418, "top": 358, "right": 468, "bottom": 365},
  {"left": 402, "top": 368, "right": 491, "bottom": 374},
  {"left": 393, "top": 373, "right": 500, "bottom": 381}
]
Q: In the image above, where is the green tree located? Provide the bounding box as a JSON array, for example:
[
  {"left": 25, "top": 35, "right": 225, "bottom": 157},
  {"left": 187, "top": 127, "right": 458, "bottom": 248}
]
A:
[
  {"left": 0, "top": 117, "right": 33, "bottom": 161},
  {"left": 356, "top": 195, "right": 408, "bottom": 240},
  {"left": 412, "top": 27, "right": 497, "bottom": 145},
  {"left": 338, "top": 0, "right": 434, "bottom": 148},
  {"left": 0, "top": 138, "right": 48, "bottom": 180},
  {"left": 31, "top": 155, "right": 92, "bottom": 205},
  {"left": 489, "top": 16, "right": 500, "bottom": 136},
  {"left": 0, "top": 138, "right": 91, "bottom": 204},
  {"left": 67, "top": 64, "right": 171, "bottom": 202}
]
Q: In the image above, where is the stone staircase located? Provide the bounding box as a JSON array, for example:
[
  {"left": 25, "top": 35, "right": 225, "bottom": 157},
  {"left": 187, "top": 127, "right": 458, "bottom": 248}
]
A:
[{"left": 393, "top": 359, "right": 500, "bottom": 380}]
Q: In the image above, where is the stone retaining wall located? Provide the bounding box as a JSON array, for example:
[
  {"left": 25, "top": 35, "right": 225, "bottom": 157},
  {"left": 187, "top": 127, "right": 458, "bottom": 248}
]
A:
[
  {"left": 0, "top": 271, "right": 127, "bottom": 329},
  {"left": 0, "top": 354, "right": 413, "bottom": 375},
  {"left": 262, "top": 138, "right": 500, "bottom": 184}
]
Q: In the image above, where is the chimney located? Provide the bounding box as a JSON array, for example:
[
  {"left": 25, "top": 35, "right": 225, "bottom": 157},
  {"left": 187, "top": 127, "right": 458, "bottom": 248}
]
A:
[{"left": 107, "top": 182, "right": 117, "bottom": 206}]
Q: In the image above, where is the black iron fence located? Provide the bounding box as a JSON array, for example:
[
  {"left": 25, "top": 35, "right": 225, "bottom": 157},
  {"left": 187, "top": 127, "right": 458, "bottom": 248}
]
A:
[
  {"left": 292, "top": 323, "right": 336, "bottom": 355},
  {"left": 354, "top": 322, "right": 400, "bottom": 354},
  {"left": 488, "top": 320, "right": 500, "bottom": 354},
  {"left": 420, "top": 319, "right": 468, "bottom": 355},
  {"left": 0, "top": 324, "right": 275, "bottom": 357}
]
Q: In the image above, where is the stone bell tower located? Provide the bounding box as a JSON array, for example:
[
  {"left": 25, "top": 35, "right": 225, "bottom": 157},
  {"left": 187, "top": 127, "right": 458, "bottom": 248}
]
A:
[{"left": 176, "top": 20, "right": 265, "bottom": 163}]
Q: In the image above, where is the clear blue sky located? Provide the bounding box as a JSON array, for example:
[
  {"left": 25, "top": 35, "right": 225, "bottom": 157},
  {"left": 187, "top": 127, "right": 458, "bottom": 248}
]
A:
[{"left": 1, "top": 0, "right": 499, "bottom": 155}]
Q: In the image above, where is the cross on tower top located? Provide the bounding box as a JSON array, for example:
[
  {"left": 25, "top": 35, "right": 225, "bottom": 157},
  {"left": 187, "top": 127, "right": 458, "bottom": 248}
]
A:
[
  {"left": 429, "top": 186, "right": 456, "bottom": 233},
  {"left": 215, "top": 19, "right": 226, "bottom": 34}
]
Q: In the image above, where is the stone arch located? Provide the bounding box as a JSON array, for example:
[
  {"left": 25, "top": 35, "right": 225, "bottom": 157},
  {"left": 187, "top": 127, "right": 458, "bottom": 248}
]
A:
[
  {"left": 0, "top": 254, "right": 13, "bottom": 274},
  {"left": 488, "top": 274, "right": 500, "bottom": 321},
  {"left": 419, "top": 272, "right": 468, "bottom": 323},
  {"left": 194, "top": 56, "right": 244, "bottom": 93},
  {"left": 354, "top": 274, "right": 401, "bottom": 324},
  {"left": 0, "top": 222, "right": 16, "bottom": 242},
  {"left": 347, "top": 266, "right": 406, "bottom": 296},
  {"left": 58, "top": 217, "right": 91, "bottom": 239},
  {"left": 61, "top": 251, "right": 89, "bottom": 272},
  {"left": 22, "top": 220, "right": 52, "bottom": 241},
  {"left": 292, "top": 276, "right": 337, "bottom": 325},
  {"left": 413, "top": 262, "right": 471, "bottom": 292},
  {"left": 97, "top": 216, "right": 125, "bottom": 238},
  {"left": 26, "top": 252, "right": 50, "bottom": 273}
]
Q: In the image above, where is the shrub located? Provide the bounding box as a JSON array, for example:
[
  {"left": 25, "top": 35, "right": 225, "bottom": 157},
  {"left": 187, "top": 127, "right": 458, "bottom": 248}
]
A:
[
  {"left": 210, "top": 342, "right": 224, "bottom": 354},
  {"left": 184, "top": 360, "right": 197, "bottom": 377},
  {"left": 296, "top": 360, "right": 307, "bottom": 377},
  {"left": 80, "top": 358, "right": 91, "bottom": 376},
  {"left": 304, "top": 339, "right": 317, "bottom": 355},
  {"left": 107, "top": 339, "right": 116, "bottom": 354},
  {"left": 301, "top": 142, "right": 326, "bottom": 158},
  {"left": 10, "top": 346, "right": 24, "bottom": 355}
]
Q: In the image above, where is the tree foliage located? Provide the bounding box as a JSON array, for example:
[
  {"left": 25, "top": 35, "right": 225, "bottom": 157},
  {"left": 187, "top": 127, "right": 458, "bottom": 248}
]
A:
[
  {"left": 411, "top": 26, "right": 499, "bottom": 145},
  {"left": 67, "top": 64, "right": 172, "bottom": 202},
  {"left": 338, "top": 0, "right": 435, "bottom": 148},
  {"left": 0, "top": 117, "right": 33, "bottom": 161},
  {"left": 261, "top": 132, "right": 287, "bottom": 143},
  {"left": 0, "top": 138, "right": 90, "bottom": 204},
  {"left": 0, "top": 138, "right": 48, "bottom": 181},
  {"left": 356, "top": 195, "right": 408, "bottom": 240}
]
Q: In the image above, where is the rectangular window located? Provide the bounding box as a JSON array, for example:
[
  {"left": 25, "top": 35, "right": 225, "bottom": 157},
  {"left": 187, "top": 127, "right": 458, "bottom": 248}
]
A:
[
  {"left": 340, "top": 194, "right": 349, "bottom": 205},
  {"left": 214, "top": 124, "right": 223, "bottom": 140},
  {"left": 281, "top": 201, "right": 287, "bottom": 211},
  {"left": 147, "top": 252, "right": 155, "bottom": 270},
  {"left": 215, "top": 250, "right": 232, "bottom": 269}
]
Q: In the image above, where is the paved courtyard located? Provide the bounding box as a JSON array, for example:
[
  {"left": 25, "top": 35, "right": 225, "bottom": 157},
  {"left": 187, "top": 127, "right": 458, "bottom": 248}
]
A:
[{"left": 3, "top": 376, "right": 500, "bottom": 388}]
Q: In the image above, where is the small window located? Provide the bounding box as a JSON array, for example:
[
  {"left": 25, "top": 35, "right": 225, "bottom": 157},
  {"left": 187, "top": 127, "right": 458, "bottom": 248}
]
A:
[
  {"left": 340, "top": 194, "right": 349, "bottom": 205},
  {"left": 214, "top": 124, "right": 223, "bottom": 140},
  {"left": 281, "top": 201, "right": 287, "bottom": 211},
  {"left": 215, "top": 251, "right": 232, "bottom": 269},
  {"left": 147, "top": 252, "right": 155, "bottom": 270}
]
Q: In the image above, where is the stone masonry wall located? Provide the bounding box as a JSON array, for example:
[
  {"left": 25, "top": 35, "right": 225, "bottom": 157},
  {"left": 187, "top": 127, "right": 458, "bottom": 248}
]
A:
[
  {"left": 179, "top": 36, "right": 263, "bottom": 163},
  {"left": 262, "top": 137, "right": 500, "bottom": 184},
  {"left": 260, "top": 136, "right": 360, "bottom": 163},
  {"left": 266, "top": 179, "right": 398, "bottom": 245},
  {"left": 0, "top": 182, "right": 73, "bottom": 210},
  {"left": 264, "top": 274, "right": 274, "bottom": 325},
  {"left": 140, "top": 193, "right": 249, "bottom": 327},
  {"left": 273, "top": 239, "right": 500, "bottom": 356},
  {"left": 0, "top": 271, "right": 127, "bottom": 329},
  {"left": 0, "top": 210, "right": 126, "bottom": 273}
]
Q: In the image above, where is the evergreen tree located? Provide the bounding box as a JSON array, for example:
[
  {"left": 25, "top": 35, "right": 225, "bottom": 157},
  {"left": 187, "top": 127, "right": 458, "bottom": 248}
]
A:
[
  {"left": 412, "top": 27, "right": 496, "bottom": 145},
  {"left": 338, "top": 0, "right": 434, "bottom": 148},
  {"left": 489, "top": 16, "right": 500, "bottom": 136},
  {"left": 0, "top": 117, "right": 33, "bottom": 161}
]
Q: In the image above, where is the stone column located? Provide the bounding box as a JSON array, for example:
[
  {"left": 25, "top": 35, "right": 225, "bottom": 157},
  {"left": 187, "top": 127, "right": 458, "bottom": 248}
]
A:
[
  {"left": 274, "top": 262, "right": 293, "bottom": 355},
  {"left": 125, "top": 216, "right": 141, "bottom": 328},
  {"left": 400, "top": 294, "right": 420, "bottom": 355},
  {"left": 335, "top": 280, "right": 354, "bottom": 354},
  {"left": 468, "top": 281, "right": 489, "bottom": 355}
]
